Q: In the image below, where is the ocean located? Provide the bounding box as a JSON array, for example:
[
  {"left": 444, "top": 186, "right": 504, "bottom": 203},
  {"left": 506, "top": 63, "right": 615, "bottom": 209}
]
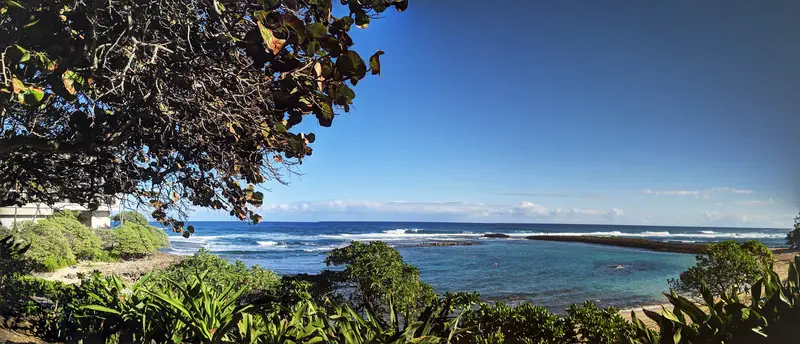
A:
[{"left": 164, "top": 221, "right": 787, "bottom": 310}]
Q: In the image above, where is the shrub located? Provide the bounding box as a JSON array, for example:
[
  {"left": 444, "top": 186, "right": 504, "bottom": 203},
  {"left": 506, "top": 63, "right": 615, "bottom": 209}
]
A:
[
  {"left": 5, "top": 221, "right": 76, "bottom": 272},
  {"left": 325, "top": 241, "right": 436, "bottom": 320},
  {"left": 40, "top": 213, "right": 105, "bottom": 261},
  {"left": 464, "top": 301, "right": 576, "bottom": 343},
  {"left": 669, "top": 240, "right": 774, "bottom": 298},
  {"left": 148, "top": 249, "right": 280, "bottom": 300},
  {"left": 111, "top": 211, "right": 150, "bottom": 227},
  {"left": 786, "top": 214, "right": 800, "bottom": 249},
  {"left": 111, "top": 223, "right": 162, "bottom": 258},
  {"left": 566, "top": 301, "right": 634, "bottom": 343}
]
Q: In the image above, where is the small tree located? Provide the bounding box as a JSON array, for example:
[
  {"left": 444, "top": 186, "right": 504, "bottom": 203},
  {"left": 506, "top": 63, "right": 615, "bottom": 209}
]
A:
[
  {"left": 111, "top": 211, "right": 151, "bottom": 227},
  {"left": 786, "top": 214, "right": 800, "bottom": 250},
  {"left": 669, "top": 240, "right": 774, "bottom": 298},
  {"left": 325, "top": 241, "right": 436, "bottom": 322}
]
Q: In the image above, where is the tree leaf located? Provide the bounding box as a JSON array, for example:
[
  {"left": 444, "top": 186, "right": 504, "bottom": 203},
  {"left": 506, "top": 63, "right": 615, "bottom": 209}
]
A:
[
  {"left": 62, "top": 70, "right": 82, "bottom": 95},
  {"left": 336, "top": 50, "right": 366, "bottom": 80},
  {"left": 369, "top": 50, "right": 384, "bottom": 75},
  {"left": 11, "top": 78, "right": 25, "bottom": 93},
  {"left": 22, "top": 88, "right": 44, "bottom": 105},
  {"left": 257, "top": 21, "right": 286, "bottom": 55},
  {"left": 394, "top": 0, "right": 408, "bottom": 12},
  {"left": 307, "top": 23, "right": 328, "bottom": 39},
  {"left": 5, "top": 0, "right": 24, "bottom": 9},
  {"left": 355, "top": 10, "right": 370, "bottom": 29}
]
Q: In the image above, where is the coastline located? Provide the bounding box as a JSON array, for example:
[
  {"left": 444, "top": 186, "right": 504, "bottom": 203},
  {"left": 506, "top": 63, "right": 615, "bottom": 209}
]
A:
[
  {"left": 522, "top": 235, "right": 789, "bottom": 255},
  {"left": 36, "top": 239, "right": 798, "bottom": 318}
]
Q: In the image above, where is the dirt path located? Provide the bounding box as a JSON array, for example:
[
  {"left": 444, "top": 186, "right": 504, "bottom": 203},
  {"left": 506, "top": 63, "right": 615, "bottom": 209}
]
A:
[{"left": 33, "top": 253, "right": 186, "bottom": 285}]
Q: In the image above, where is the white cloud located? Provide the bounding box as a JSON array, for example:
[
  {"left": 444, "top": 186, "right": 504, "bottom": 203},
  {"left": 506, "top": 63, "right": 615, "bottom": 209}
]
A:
[
  {"left": 641, "top": 189, "right": 700, "bottom": 196},
  {"left": 643, "top": 186, "right": 755, "bottom": 199},
  {"left": 735, "top": 198, "right": 776, "bottom": 207},
  {"left": 710, "top": 187, "right": 754, "bottom": 194},
  {"left": 261, "top": 200, "right": 624, "bottom": 220}
]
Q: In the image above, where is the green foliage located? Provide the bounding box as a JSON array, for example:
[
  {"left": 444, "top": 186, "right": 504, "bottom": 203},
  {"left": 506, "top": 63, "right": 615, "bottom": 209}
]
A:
[
  {"left": 567, "top": 301, "right": 634, "bottom": 344},
  {"left": 112, "top": 211, "right": 150, "bottom": 227},
  {"left": 6, "top": 221, "right": 76, "bottom": 272},
  {"left": 669, "top": 240, "right": 774, "bottom": 298},
  {"left": 0, "top": 0, "right": 407, "bottom": 234},
  {"left": 41, "top": 213, "right": 105, "bottom": 261},
  {"left": 325, "top": 241, "right": 436, "bottom": 320},
  {"left": 111, "top": 223, "right": 169, "bottom": 259},
  {"left": 464, "top": 301, "right": 576, "bottom": 343},
  {"left": 631, "top": 257, "right": 800, "bottom": 344},
  {"left": 148, "top": 248, "right": 280, "bottom": 300},
  {"left": 786, "top": 214, "right": 800, "bottom": 249}
]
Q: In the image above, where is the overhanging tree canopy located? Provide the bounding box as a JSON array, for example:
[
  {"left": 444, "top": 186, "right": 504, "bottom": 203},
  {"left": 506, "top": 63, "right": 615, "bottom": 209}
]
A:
[{"left": 0, "top": 0, "right": 406, "bottom": 234}]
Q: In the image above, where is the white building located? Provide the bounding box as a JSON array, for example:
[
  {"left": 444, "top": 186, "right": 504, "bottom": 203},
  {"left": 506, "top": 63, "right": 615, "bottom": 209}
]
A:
[{"left": 0, "top": 202, "right": 119, "bottom": 229}]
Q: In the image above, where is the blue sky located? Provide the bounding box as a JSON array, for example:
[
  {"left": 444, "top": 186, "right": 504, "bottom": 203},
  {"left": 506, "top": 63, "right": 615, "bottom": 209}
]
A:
[{"left": 194, "top": 1, "right": 799, "bottom": 228}]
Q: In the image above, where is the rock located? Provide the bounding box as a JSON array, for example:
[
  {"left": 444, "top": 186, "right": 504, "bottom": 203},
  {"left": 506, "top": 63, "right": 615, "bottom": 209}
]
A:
[
  {"left": 5, "top": 317, "right": 15, "bottom": 329},
  {"left": 13, "top": 320, "right": 32, "bottom": 331},
  {"left": 483, "top": 233, "right": 510, "bottom": 238},
  {"left": 401, "top": 242, "right": 475, "bottom": 247}
]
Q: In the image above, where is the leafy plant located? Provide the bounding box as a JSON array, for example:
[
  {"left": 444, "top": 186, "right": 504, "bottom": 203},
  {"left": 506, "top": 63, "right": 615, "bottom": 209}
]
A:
[
  {"left": 40, "top": 213, "right": 105, "bottom": 261},
  {"left": 111, "top": 223, "right": 168, "bottom": 259},
  {"left": 112, "top": 211, "right": 151, "bottom": 227},
  {"left": 4, "top": 221, "right": 76, "bottom": 272},
  {"left": 567, "top": 301, "right": 634, "bottom": 344},
  {"left": 325, "top": 241, "right": 437, "bottom": 322},
  {"left": 148, "top": 248, "right": 280, "bottom": 302},
  {"left": 669, "top": 240, "right": 774, "bottom": 298},
  {"left": 786, "top": 214, "right": 800, "bottom": 249}
]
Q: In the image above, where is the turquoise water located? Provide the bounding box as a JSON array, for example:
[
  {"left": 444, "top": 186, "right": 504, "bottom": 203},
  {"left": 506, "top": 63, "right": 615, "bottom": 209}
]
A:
[{"left": 164, "top": 221, "right": 785, "bottom": 310}]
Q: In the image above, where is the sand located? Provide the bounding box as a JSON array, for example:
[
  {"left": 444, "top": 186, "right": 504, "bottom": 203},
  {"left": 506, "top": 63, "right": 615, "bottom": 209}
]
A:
[{"left": 32, "top": 253, "right": 186, "bottom": 285}]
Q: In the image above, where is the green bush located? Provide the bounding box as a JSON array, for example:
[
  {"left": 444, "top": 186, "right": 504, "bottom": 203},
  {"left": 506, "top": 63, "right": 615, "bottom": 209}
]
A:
[
  {"left": 325, "top": 241, "right": 436, "bottom": 320},
  {"left": 669, "top": 240, "right": 774, "bottom": 298},
  {"left": 567, "top": 301, "right": 634, "bottom": 343},
  {"left": 41, "top": 213, "right": 105, "bottom": 261},
  {"left": 111, "top": 223, "right": 166, "bottom": 258},
  {"left": 786, "top": 214, "right": 800, "bottom": 249},
  {"left": 111, "top": 211, "right": 150, "bottom": 227},
  {"left": 5, "top": 221, "right": 76, "bottom": 272},
  {"left": 148, "top": 248, "right": 280, "bottom": 299},
  {"left": 464, "top": 301, "right": 576, "bottom": 343}
]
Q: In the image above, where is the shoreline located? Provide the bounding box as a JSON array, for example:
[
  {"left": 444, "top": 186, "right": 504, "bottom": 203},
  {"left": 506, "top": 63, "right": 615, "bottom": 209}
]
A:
[{"left": 521, "top": 235, "right": 791, "bottom": 255}]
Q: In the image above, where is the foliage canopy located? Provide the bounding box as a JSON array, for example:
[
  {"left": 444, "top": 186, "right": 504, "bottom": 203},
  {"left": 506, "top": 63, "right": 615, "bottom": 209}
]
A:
[
  {"left": 0, "top": 0, "right": 405, "bottom": 234},
  {"left": 669, "top": 240, "right": 774, "bottom": 298}
]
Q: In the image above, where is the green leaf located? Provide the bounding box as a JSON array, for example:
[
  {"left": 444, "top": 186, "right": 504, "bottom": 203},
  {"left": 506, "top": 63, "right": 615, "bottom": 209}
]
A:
[
  {"left": 62, "top": 70, "right": 82, "bottom": 95},
  {"left": 355, "top": 10, "right": 370, "bottom": 29},
  {"left": 336, "top": 50, "right": 367, "bottom": 80},
  {"left": 22, "top": 88, "right": 45, "bottom": 105},
  {"left": 369, "top": 50, "right": 384, "bottom": 75},
  {"left": 81, "top": 305, "right": 122, "bottom": 315},
  {"left": 315, "top": 102, "right": 333, "bottom": 127},
  {"left": 24, "top": 18, "right": 39, "bottom": 28},
  {"left": 307, "top": 23, "right": 328, "bottom": 38},
  {"left": 5, "top": 0, "right": 24, "bottom": 9}
]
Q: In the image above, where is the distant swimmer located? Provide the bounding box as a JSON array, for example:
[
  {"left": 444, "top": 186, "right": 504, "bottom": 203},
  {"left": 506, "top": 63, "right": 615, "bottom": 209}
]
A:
[{"left": 493, "top": 262, "right": 498, "bottom": 268}]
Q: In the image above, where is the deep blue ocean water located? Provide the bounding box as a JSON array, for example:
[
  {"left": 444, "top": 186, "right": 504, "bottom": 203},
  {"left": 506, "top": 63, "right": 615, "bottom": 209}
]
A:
[{"left": 163, "top": 221, "right": 787, "bottom": 310}]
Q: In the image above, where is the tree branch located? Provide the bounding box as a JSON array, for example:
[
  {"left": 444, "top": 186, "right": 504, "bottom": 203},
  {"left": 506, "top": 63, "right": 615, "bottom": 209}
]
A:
[{"left": 0, "top": 136, "right": 82, "bottom": 156}]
